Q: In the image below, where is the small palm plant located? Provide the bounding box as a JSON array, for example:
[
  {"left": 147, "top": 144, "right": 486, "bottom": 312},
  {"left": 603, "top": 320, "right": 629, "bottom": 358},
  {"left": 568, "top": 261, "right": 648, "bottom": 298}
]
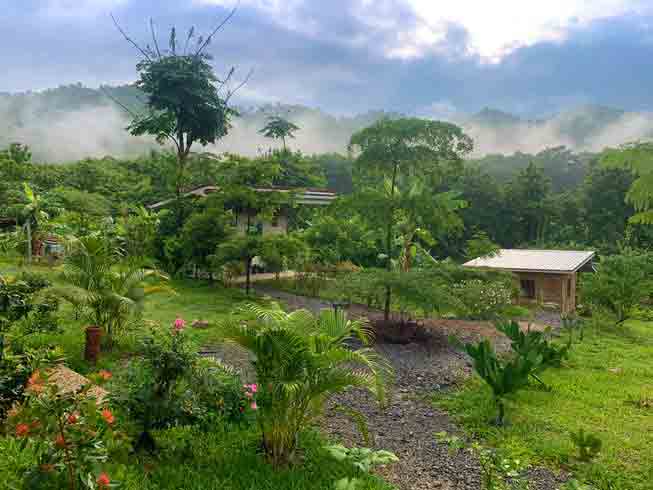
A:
[
  {"left": 465, "top": 339, "right": 534, "bottom": 425},
  {"left": 218, "top": 303, "right": 392, "bottom": 467},
  {"left": 55, "top": 234, "right": 171, "bottom": 351}
]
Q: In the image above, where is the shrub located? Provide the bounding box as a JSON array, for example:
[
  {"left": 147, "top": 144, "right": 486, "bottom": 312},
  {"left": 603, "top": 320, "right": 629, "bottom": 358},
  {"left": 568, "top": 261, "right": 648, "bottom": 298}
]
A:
[
  {"left": 0, "top": 346, "right": 64, "bottom": 421},
  {"left": 325, "top": 445, "right": 398, "bottom": 490},
  {"left": 112, "top": 322, "right": 251, "bottom": 452},
  {"left": 581, "top": 253, "right": 653, "bottom": 323},
  {"left": 6, "top": 369, "right": 126, "bottom": 490},
  {"left": 219, "top": 303, "right": 391, "bottom": 467},
  {"left": 453, "top": 279, "right": 513, "bottom": 320}
]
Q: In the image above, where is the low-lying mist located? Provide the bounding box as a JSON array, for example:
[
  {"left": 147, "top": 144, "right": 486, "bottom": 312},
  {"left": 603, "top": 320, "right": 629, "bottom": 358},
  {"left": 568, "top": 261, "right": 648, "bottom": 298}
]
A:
[{"left": 2, "top": 95, "right": 652, "bottom": 162}]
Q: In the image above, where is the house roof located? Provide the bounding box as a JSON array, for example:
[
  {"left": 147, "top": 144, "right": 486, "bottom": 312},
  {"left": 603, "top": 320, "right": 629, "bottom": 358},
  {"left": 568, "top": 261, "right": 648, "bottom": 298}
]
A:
[
  {"left": 147, "top": 185, "right": 337, "bottom": 210},
  {"left": 463, "top": 249, "right": 595, "bottom": 274}
]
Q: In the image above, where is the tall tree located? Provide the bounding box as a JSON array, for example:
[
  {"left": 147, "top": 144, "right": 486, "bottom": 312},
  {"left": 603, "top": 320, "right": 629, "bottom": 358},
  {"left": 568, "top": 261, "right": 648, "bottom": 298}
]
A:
[
  {"left": 505, "top": 162, "right": 552, "bottom": 245},
  {"left": 349, "top": 118, "right": 473, "bottom": 320},
  {"left": 259, "top": 116, "right": 300, "bottom": 151},
  {"left": 112, "top": 12, "right": 243, "bottom": 212},
  {"left": 601, "top": 142, "right": 653, "bottom": 224}
]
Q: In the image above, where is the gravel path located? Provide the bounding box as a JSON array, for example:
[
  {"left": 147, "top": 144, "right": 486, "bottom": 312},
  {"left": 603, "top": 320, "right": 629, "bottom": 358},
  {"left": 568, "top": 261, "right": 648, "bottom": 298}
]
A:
[{"left": 224, "top": 288, "right": 568, "bottom": 489}]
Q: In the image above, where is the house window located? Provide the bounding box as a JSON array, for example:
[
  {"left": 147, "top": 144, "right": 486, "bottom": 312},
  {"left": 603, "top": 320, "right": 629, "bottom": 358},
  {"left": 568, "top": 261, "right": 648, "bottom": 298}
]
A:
[
  {"left": 520, "top": 279, "right": 536, "bottom": 299},
  {"left": 567, "top": 278, "right": 572, "bottom": 298}
]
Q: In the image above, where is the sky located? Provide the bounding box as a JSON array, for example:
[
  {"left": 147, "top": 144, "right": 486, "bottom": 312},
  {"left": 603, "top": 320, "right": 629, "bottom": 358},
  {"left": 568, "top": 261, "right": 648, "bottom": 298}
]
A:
[{"left": 2, "top": 0, "right": 653, "bottom": 116}]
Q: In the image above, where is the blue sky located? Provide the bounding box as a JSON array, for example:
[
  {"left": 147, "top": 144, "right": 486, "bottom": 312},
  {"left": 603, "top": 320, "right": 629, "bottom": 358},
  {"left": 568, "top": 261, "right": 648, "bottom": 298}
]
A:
[{"left": 3, "top": 0, "right": 653, "bottom": 116}]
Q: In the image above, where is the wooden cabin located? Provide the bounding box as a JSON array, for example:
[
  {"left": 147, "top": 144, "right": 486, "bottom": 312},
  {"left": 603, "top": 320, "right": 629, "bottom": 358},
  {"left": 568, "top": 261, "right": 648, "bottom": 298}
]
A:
[{"left": 464, "top": 249, "right": 595, "bottom": 314}]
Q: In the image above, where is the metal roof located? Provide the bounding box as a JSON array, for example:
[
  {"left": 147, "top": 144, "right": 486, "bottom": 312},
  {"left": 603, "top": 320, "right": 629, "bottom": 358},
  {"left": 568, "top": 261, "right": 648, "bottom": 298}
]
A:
[
  {"left": 463, "top": 249, "right": 595, "bottom": 274},
  {"left": 147, "top": 186, "right": 337, "bottom": 210}
]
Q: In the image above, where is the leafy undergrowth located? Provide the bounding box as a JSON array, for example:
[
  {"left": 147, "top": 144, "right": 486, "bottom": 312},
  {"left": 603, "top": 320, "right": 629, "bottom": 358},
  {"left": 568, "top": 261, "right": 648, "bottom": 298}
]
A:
[
  {"left": 0, "top": 261, "right": 254, "bottom": 373},
  {"left": 0, "top": 427, "right": 393, "bottom": 490},
  {"left": 435, "top": 320, "right": 653, "bottom": 490}
]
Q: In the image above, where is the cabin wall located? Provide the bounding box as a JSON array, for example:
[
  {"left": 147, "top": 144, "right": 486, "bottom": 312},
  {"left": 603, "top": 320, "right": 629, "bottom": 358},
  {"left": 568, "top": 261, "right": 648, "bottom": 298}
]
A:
[
  {"left": 235, "top": 211, "right": 288, "bottom": 235},
  {"left": 513, "top": 271, "right": 576, "bottom": 314}
]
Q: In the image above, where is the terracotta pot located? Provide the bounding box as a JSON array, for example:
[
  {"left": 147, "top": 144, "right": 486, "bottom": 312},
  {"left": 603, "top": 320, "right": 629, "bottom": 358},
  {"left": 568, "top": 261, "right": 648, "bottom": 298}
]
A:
[{"left": 84, "top": 326, "right": 102, "bottom": 363}]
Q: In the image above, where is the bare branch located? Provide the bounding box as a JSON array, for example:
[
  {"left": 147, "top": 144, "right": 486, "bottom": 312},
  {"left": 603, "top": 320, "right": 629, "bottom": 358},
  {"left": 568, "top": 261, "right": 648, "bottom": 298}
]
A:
[
  {"left": 111, "top": 14, "right": 152, "bottom": 61},
  {"left": 195, "top": 3, "right": 239, "bottom": 56},
  {"left": 100, "top": 86, "right": 140, "bottom": 119},
  {"left": 150, "top": 18, "right": 162, "bottom": 59},
  {"left": 183, "top": 26, "right": 195, "bottom": 55},
  {"left": 224, "top": 68, "right": 253, "bottom": 103}
]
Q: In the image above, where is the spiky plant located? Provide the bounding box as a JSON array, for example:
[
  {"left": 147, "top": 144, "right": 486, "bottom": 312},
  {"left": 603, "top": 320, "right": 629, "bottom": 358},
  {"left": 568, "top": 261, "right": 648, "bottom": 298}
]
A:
[
  {"left": 54, "top": 234, "right": 171, "bottom": 349},
  {"left": 465, "top": 339, "right": 534, "bottom": 425},
  {"left": 218, "top": 303, "right": 392, "bottom": 467}
]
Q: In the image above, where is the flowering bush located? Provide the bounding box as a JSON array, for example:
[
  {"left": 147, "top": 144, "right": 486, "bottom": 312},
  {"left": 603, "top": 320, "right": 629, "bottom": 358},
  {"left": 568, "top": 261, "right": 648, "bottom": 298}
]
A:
[
  {"left": 7, "top": 369, "right": 128, "bottom": 490},
  {"left": 453, "top": 279, "right": 513, "bottom": 320},
  {"left": 112, "top": 321, "right": 253, "bottom": 452}
]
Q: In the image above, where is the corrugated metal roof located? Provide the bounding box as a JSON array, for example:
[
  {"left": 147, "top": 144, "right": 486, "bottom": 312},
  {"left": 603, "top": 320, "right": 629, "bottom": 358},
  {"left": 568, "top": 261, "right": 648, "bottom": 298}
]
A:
[
  {"left": 147, "top": 186, "right": 336, "bottom": 209},
  {"left": 463, "top": 249, "right": 595, "bottom": 273}
]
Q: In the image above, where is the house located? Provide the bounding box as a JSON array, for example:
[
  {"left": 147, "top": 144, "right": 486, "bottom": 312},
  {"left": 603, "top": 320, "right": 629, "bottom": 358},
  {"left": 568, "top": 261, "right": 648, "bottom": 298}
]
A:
[
  {"left": 147, "top": 185, "right": 337, "bottom": 235},
  {"left": 464, "top": 249, "right": 595, "bottom": 314}
]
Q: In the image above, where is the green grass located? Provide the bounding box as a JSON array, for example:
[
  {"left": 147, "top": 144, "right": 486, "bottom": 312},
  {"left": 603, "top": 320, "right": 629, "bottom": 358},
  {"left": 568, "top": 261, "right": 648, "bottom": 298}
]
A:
[
  {"left": 0, "top": 426, "right": 392, "bottom": 490},
  {"left": 435, "top": 320, "right": 653, "bottom": 489}
]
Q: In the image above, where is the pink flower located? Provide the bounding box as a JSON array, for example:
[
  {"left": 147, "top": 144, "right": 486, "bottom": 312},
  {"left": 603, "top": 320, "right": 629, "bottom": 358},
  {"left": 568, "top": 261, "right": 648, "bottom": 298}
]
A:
[
  {"left": 173, "top": 316, "right": 186, "bottom": 333},
  {"left": 244, "top": 391, "right": 253, "bottom": 399},
  {"left": 249, "top": 383, "right": 258, "bottom": 393},
  {"left": 250, "top": 401, "right": 258, "bottom": 410}
]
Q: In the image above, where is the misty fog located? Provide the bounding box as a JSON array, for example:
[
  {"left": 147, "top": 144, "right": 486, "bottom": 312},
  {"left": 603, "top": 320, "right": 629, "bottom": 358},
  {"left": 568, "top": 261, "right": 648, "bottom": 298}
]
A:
[{"left": 2, "top": 95, "right": 653, "bottom": 162}]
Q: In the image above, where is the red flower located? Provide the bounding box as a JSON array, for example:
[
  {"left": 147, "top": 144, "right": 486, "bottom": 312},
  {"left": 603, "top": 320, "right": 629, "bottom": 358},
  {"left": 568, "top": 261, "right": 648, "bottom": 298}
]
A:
[
  {"left": 101, "top": 408, "right": 115, "bottom": 425},
  {"left": 15, "top": 423, "right": 29, "bottom": 437},
  {"left": 97, "top": 472, "right": 111, "bottom": 488},
  {"left": 55, "top": 433, "right": 66, "bottom": 448},
  {"left": 67, "top": 413, "right": 78, "bottom": 424},
  {"left": 98, "top": 370, "right": 112, "bottom": 381}
]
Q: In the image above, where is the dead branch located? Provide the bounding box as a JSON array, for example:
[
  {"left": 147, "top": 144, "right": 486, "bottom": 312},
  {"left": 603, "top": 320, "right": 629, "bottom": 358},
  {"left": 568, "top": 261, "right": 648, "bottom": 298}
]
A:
[
  {"left": 224, "top": 68, "right": 253, "bottom": 103},
  {"left": 111, "top": 13, "right": 152, "bottom": 61},
  {"left": 183, "top": 26, "right": 195, "bottom": 55},
  {"left": 195, "top": 3, "right": 239, "bottom": 56},
  {"left": 99, "top": 86, "right": 140, "bottom": 119},
  {"left": 150, "top": 18, "right": 162, "bottom": 59}
]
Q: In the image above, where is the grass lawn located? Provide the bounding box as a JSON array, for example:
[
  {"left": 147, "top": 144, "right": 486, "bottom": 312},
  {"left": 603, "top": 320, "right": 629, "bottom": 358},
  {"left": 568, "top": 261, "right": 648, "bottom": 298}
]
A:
[
  {"left": 435, "top": 320, "right": 653, "bottom": 490},
  {"left": 0, "top": 426, "right": 392, "bottom": 490}
]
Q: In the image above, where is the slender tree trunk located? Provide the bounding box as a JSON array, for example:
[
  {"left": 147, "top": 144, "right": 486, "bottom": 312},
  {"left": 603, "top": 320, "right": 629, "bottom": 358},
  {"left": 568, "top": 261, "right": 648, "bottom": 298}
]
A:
[
  {"left": 246, "top": 257, "right": 252, "bottom": 295},
  {"left": 25, "top": 220, "right": 32, "bottom": 265},
  {"left": 384, "top": 162, "right": 399, "bottom": 321}
]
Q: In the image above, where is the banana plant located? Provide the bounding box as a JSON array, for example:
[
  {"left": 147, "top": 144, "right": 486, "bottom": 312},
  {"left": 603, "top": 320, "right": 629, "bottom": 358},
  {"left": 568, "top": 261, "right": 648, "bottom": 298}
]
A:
[{"left": 20, "top": 184, "right": 49, "bottom": 264}]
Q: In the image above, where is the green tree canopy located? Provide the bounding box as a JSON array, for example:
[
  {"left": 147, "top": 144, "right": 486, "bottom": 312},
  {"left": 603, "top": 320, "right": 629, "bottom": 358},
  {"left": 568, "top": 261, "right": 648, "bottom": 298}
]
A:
[
  {"left": 349, "top": 117, "right": 473, "bottom": 319},
  {"left": 601, "top": 142, "right": 653, "bottom": 224}
]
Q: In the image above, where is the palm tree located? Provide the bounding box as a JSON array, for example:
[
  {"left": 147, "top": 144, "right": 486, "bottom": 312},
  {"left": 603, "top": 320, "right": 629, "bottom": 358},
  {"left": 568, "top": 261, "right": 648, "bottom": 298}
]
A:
[
  {"left": 55, "top": 235, "right": 171, "bottom": 350},
  {"left": 219, "top": 303, "right": 392, "bottom": 467},
  {"left": 20, "top": 183, "right": 49, "bottom": 264}
]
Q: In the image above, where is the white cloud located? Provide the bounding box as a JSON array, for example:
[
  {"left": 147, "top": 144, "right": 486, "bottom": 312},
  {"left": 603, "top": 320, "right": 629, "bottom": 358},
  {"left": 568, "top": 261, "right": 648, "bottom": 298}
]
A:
[
  {"left": 408, "top": 0, "right": 649, "bottom": 61},
  {"left": 197, "top": 0, "right": 650, "bottom": 61}
]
